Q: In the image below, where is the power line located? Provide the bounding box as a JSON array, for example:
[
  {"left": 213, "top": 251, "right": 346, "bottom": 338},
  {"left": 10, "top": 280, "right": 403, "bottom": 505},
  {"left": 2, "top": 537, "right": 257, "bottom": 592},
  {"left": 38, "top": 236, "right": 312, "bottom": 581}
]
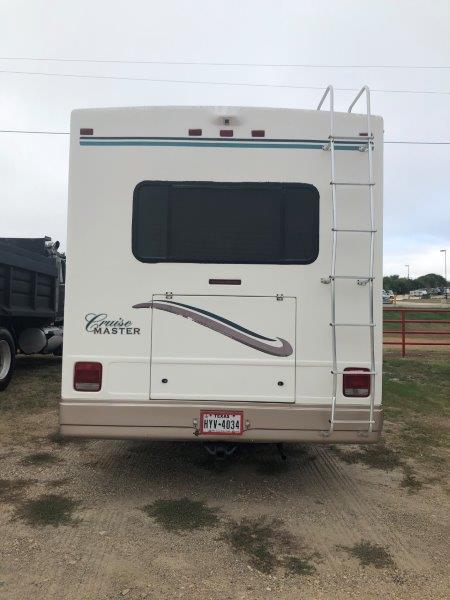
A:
[
  {"left": 384, "top": 141, "right": 450, "bottom": 145},
  {"left": 0, "top": 129, "right": 69, "bottom": 135},
  {"left": 1, "top": 69, "right": 449, "bottom": 95},
  {"left": 0, "top": 129, "right": 449, "bottom": 144},
  {"left": 1, "top": 57, "right": 450, "bottom": 69}
]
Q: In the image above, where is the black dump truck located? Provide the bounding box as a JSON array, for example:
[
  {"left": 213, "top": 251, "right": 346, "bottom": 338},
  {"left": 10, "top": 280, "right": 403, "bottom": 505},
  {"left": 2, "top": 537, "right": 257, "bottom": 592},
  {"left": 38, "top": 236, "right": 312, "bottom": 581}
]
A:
[{"left": 0, "top": 237, "right": 65, "bottom": 390}]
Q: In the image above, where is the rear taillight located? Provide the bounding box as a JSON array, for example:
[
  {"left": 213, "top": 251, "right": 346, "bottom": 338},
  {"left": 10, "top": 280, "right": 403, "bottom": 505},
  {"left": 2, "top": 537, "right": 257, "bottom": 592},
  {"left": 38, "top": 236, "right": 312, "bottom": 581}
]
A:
[
  {"left": 343, "top": 368, "right": 370, "bottom": 397},
  {"left": 74, "top": 362, "right": 102, "bottom": 392}
]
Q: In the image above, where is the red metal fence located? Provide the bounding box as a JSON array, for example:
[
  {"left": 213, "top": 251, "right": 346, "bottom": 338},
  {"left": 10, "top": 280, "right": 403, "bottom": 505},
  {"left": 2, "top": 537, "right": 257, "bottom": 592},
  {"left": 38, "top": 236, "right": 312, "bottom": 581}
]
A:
[{"left": 383, "top": 307, "right": 450, "bottom": 357}]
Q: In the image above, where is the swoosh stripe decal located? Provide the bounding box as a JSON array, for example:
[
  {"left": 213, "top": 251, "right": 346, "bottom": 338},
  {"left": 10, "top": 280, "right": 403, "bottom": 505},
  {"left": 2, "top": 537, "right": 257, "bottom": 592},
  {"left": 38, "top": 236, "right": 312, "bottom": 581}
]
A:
[
  {"left": 159, "top": 300, "right": 275, "bottom": 342},
  {"left": 133, "top": 300, "right": 293, "bottom": 357}
]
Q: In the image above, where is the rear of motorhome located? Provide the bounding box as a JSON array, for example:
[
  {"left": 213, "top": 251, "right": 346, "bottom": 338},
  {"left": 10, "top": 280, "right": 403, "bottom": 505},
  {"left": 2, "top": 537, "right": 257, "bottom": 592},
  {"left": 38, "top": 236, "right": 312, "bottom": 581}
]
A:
[{"left": 61, "top": 86, "right": 383, "bottom": 444}]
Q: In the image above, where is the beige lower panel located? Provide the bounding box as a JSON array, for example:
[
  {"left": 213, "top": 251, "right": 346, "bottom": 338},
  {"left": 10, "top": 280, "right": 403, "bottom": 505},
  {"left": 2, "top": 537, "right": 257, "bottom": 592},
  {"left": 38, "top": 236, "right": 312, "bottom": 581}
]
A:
[
  {"left": 60, "top": 425, "right": 380, "bottom": 443},
  {"left": 60, "top": 402, "right": 383, "bottom": 443}
]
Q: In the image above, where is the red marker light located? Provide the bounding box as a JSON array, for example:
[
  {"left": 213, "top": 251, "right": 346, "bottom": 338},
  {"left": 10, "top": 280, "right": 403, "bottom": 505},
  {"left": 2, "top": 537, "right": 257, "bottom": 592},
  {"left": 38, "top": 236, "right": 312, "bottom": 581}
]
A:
[
  {"left": 220, "top": 129, "right": 233, "bottom": 137},
  {"left": 188, "top": 128, "right": 202, "bottom": 136},
  {"left": 80, "top": 128, "right": 93, "bottom": 136},
  {"left": 251, "top": 130, "right": 265, "bottom": 137}
]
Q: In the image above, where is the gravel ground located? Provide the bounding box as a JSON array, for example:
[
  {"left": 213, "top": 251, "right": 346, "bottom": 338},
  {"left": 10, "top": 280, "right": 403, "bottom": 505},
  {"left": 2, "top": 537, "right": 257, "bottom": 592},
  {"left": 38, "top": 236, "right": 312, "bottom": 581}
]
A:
[{"left": 0, "top": 355, "right": 449, "bottom": 600}]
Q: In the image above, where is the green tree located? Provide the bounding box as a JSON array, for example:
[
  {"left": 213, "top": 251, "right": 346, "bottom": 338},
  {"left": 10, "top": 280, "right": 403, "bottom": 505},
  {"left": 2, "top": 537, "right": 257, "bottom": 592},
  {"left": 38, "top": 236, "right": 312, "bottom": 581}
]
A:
[
  {"left": 383, "top": 275, "right": 414, "bottom": 294},
  {"left": 414, "top": 273, "right": 447, "bottom": 289},
  {"left": 383, "top": 272, "right": 447, "bottom": 294}
]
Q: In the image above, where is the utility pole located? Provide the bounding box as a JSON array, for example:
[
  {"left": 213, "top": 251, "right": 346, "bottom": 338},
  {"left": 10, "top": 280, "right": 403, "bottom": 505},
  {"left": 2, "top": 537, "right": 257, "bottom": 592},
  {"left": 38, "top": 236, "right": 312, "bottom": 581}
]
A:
[
  {"left": 405, "top": 264, "right": 410, "bottom": 279},
  {"left": 441, "top": 249, "right": 447, "bottom": 300}
]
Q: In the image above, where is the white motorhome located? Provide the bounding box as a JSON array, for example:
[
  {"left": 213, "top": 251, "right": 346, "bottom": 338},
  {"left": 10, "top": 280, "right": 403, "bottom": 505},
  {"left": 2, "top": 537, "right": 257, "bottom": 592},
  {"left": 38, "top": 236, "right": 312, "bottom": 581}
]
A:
[{"left": 60, "top": 86, "right": 383, "bottom": 446}]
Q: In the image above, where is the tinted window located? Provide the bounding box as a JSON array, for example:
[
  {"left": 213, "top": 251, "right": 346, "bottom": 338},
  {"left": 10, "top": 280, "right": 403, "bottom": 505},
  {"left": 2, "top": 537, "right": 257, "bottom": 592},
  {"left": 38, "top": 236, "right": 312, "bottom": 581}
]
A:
[{"left": 132, "top": 181, "right": 319, "bottom": 264}]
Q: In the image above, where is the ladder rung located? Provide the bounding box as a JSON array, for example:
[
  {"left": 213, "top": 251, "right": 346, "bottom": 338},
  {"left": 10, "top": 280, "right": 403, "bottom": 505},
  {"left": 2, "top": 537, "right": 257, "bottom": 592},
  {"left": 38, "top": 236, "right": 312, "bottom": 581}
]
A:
[
  {"left": 330, "top": 419, "right": 376, "bottom": 425},
  {"left": 331, "top": 322, "right": 375, "bottom": 327},
  {"left": 330, "top": 135, "right": 373, "bottom": 141},
  {"left": 330, "top": 275, "right": 374, "bottom": 280},
  {"left": 332, "top": 370, "right": 376, "bottom": 375},
  {"left": 332, "top": 228, "right": 376, "bottom": 233},
  {"left": 331, "top": 181, "right": 375, "bottom": 186}
]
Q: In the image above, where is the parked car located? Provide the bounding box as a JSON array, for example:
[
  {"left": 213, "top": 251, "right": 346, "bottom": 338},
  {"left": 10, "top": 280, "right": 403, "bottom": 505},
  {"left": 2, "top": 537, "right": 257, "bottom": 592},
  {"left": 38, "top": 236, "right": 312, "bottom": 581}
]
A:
[
  {"left": 382, "top": 290, "right": 393, "bottom": 304},
  {"left": 410, "top": 289, "right": 429, "bottom": 299}
]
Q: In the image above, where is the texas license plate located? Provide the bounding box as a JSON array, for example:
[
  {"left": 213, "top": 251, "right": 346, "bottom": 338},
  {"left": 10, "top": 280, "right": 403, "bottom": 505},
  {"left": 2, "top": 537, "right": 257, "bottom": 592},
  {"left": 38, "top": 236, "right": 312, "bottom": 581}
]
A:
[{"left": 200, "top": 411, "right": 244, "bottom": 435}]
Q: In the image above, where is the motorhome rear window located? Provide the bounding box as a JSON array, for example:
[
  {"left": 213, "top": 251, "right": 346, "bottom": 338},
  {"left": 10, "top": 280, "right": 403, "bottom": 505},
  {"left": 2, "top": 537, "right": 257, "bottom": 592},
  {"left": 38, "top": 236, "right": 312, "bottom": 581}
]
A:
[{"left": 132, "top": 181, "right": 319, "bottom": 264}]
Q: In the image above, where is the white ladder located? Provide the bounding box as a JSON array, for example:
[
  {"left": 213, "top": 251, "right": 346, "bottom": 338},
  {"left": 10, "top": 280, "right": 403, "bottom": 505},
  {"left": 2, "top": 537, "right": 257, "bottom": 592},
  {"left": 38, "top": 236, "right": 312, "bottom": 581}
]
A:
[{"left": 317, "top": 85, "right": 376, "bottom": 435}]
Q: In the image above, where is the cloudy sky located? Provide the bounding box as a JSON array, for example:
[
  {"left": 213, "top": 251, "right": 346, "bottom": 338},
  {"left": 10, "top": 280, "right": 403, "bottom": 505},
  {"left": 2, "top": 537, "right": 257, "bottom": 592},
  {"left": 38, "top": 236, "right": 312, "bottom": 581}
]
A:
[{"left": 0, "top": 0, "right": 449, "bottom": 278}]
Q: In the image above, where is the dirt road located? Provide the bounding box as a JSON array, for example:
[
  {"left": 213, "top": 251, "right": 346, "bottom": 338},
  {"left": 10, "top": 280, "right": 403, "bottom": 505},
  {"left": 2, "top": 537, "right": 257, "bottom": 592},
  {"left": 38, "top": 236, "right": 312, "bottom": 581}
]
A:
[{"left": 0, "top": 355, "right": 449, "bottom": 600}]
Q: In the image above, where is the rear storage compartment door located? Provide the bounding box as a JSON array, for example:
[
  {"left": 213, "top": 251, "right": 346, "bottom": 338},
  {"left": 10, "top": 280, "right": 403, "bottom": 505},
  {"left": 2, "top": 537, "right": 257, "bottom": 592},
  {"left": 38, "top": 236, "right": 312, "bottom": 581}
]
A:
[{"left": 150, "top": 295, "right": 296, "bottom": 403}]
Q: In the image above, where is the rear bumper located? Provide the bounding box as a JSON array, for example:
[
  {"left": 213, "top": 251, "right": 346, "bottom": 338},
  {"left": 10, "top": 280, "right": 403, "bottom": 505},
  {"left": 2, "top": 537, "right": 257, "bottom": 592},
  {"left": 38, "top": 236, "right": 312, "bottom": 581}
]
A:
[{"left": 60, "top": 401, "right": 383, "bottom": 443}]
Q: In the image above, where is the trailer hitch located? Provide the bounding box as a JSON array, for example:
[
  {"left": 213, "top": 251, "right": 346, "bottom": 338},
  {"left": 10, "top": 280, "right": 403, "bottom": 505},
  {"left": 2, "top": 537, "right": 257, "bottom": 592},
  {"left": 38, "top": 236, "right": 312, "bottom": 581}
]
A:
[{"left": 203, "top": 443, "right": 238, "bottom": 460}]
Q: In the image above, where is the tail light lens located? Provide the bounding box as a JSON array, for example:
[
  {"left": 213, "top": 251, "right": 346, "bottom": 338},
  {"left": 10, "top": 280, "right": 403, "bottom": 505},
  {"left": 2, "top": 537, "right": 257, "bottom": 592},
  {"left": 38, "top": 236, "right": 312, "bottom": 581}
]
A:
[
  {"left": 343, "top": 368, "right": 370, "bottom": 397},
  {"left": 74, "top": 362, "right": 102, "bottom": 392}
]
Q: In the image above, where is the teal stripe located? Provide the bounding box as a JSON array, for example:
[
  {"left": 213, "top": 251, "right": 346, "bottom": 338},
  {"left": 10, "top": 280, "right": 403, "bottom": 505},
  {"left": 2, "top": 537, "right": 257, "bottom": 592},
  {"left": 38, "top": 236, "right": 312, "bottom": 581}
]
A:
[{"left": 80, "top": 140, "right": 362, "bottom": 151}]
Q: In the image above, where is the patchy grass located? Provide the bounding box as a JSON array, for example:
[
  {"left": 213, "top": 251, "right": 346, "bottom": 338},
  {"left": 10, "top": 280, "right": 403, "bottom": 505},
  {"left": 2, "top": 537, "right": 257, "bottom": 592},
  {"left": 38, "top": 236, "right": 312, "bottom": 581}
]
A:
[
  {"left": 383, "top": 354, "right": 449, "bottom": 476},
  {"left": 222, "top": 516, "right": 295, "bottom": 573},
  {"left": 400, "top": 465, "right": 424, "bottom": 493},
  {"left": 339, "top": 541, "right": 395, "bottom": 569},
  {"left": 0, "top": 356, "right": 61, "bottom": 414},
  {"left": 0, "top": 478, "right": 34, "bottom": 503},
  {"left": 21, "top": 452, "right": 59, "bottom": 466},
  {"left": 383, "top": 356, "right": 450, "bottom": 420},
  {"left": 333, "top": 353, "right": 450, "bottom": 490},
  {"left": 283, "top": 554, "right": 318, "bottom": 576},
  {"left": 398, "top": 421, "right": 447, "bottom": 466},
  {"left": 221, "top": 516, "right": 319, "bottom": 575},
  {"left": 333, "top": 444, "right": 402, "bottom": 471},
  {"left": 15, "top": 494, "right": 79, "bottom": 527},
  {"left": 142, "top": 498, "right": 219, "bottom": 532},
  {"left": 334, "top": 445, "right": 425, "bottom": 494}
]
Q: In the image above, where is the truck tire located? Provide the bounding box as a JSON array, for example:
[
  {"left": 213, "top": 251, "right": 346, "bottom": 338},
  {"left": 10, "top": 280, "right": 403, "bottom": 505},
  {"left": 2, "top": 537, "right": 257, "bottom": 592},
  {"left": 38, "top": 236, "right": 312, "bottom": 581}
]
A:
[{"left": 0, "top": 328, "right": 15, "bottom": 391}]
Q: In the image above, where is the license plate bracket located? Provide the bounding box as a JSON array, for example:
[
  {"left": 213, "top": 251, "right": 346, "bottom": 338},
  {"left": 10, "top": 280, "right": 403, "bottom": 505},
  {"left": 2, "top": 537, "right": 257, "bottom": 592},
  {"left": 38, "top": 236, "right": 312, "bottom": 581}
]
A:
[{"left": 200, "top": 410, "right": 244, "bottom": 436}]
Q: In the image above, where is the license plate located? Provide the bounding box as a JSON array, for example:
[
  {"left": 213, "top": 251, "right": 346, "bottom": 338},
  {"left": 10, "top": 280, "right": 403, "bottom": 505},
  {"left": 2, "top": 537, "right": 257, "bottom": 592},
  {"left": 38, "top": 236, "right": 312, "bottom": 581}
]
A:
[{"left": 200, "top": 411, "right": 244, "bottom": 435}]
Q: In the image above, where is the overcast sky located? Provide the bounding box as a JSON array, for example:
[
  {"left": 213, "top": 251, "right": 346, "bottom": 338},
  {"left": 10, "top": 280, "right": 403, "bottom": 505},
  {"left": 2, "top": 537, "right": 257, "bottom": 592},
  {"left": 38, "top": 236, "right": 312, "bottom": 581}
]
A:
[{"left": 0, "top": 0, "right": 449, "bottom": 278}]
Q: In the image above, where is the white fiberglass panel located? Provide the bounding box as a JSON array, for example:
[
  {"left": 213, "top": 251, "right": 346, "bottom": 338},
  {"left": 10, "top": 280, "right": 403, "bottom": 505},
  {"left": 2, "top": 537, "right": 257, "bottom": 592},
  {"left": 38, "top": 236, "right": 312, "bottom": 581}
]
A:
[{"left": 149, "top": 295, "right": 296, "bottom": 402}]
